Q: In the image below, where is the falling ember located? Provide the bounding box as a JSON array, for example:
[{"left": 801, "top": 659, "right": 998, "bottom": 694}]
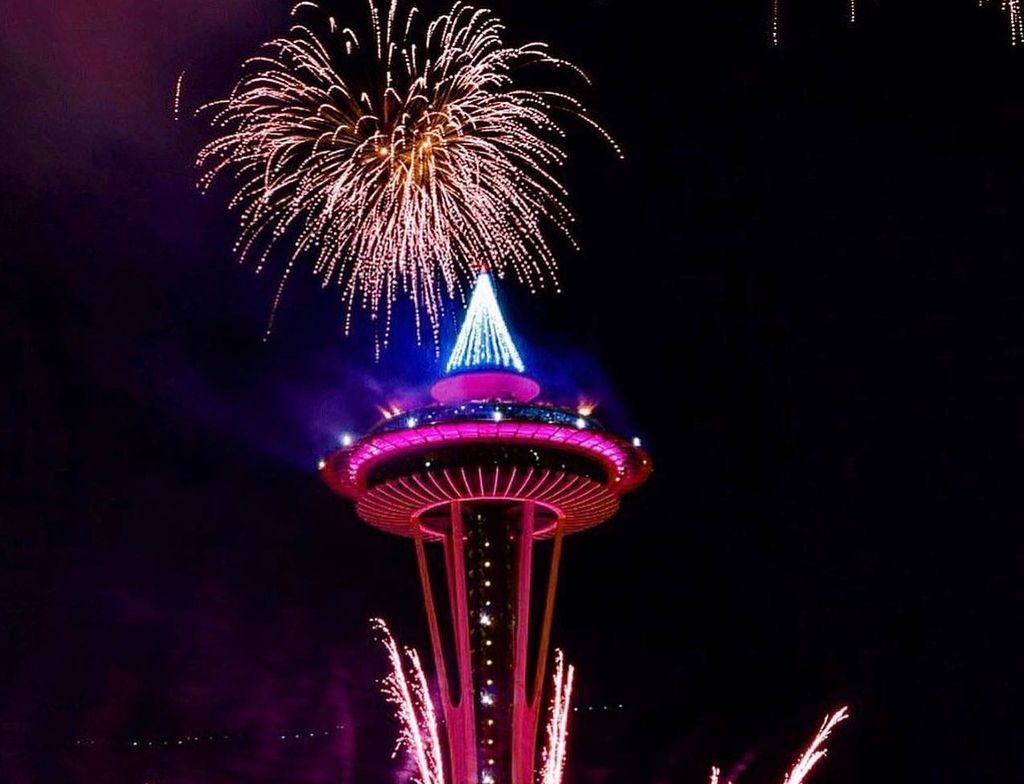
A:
[
  {"left": 197, "top": 0, "right": 615, "bottom": 346},
  {"left": 781, "top": 706, "right": 849, "bottom": 784},
  {"left": 770, "top": 0, "right": 781, "bottom": 46},
  {"left": 981, "top": 0, "right": 1024, "bottom": 44},
  {"left": 849, "top": 0, "right": 856, "bottom": 25},
  {"left": 1009, "top": 0, "right": 1024, "bottom": 45},
  {"left": 174, "top": 70, "right": 186, "bottom": 121},
  {"left": 538, "top": 650, "right": 575, "bottom": 784},
  {"left": 373, "top": 619, "right": 446, "bottom": 784}
]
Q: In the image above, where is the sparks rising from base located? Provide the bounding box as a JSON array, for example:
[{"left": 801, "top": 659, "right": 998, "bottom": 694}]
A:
[
  {"left": 375, "top": 614, "right": 846, "bottom": 784},
  {"left": 538, "top": 651, "right": 575, "bottom": 784},
  {"left": 993, "top": 0, "right": 1024, "bottom": 44},
  {"left": 374, "top": 619, "right": 446, "bottom": 784},
  {"left": 375, "top": 620, "right": 577, "bottom": 784},
  {"left": 772, "top": 0, "right": 1023, "bottom": 45},
  {"left": 781, "top": 706, "right": 849, "bottom": 784},
  {"left": 198, "top": 0, "right": 612, "bottom": 344},
  {"left": 708, "top": 706, "right": 849, "bottom": 784}
]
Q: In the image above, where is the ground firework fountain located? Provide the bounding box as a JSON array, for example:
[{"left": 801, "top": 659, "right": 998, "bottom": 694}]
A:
[{"left": 320, "top": 272, "right": 651, "bottom": 784}]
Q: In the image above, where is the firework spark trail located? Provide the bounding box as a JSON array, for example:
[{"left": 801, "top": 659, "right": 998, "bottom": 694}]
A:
[
  {"left": 538, "top": 650, "right": 575, "bottom": 784},
  {"left": 372, "top": 618, "right": 845, "bottom": 784},
  {"left": 775, "top": 1, "right": 1024, "bottom": 44},
  {"left": 174, "top": 70, "right": 186, "bottom": 121},
  {"left": 780, "top": 706, "right": 849, "bottom": 784},
  {"left": 980, "top": 1, "right": 1024, "bottom": 44},
  {"left": 1008, "top": 0, "right": 1024, "bottom": 45},
  {"left": 373, "top": 619, "right": 445, "bottom": 784},
  {"left": 198, "top": 0, "right": 612, "bottom": 346},
  {"left": 408, "top": 645, "right": 445, "bottom": 784},
  {"left": 706, "top": 707, "right": 846, "bottom": 784}
]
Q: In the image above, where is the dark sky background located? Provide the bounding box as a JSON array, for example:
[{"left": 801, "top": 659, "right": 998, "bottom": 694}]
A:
[{"left": 2, "top": 1, "right": 1021, "bottom": 783}]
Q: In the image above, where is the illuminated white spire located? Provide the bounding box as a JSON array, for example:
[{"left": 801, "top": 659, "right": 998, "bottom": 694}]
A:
[{"left": 446, "top": 272, "right": 525, "bottom": 374}]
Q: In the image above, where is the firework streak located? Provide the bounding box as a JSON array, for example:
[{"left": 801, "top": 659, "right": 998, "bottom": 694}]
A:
[
  {"left": 537, "top": 650, "right": 574, "bottom": 784},
  {"left": 374, "top": 619, "right": 446, "bottom": 784},
  {"left": 708, "top": 706, "right": 849, "bottom": 784},
  {"left": 781, "top": 706, "right": 849, "bottom": 784},
  {"left": 199, "top": 1, "right": 613, "bottom": 343}
]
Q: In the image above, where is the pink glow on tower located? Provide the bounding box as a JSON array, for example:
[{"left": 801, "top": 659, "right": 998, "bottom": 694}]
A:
[{"left": 322, "top": 275, "right": 650, "bottom": 783}]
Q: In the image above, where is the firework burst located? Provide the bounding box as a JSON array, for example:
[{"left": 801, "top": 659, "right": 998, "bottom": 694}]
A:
[
  {"left": 198, "top": 0, "right": 612, "bottom": 345},
  {"left": 999, "top": 0, "right": 1024, "bottom": 44}
]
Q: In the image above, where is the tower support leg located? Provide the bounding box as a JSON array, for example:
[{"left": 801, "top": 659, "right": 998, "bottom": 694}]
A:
[
  {"left": 511, "top": 502, "right": 536, "bottom": 784},
  {"left": 528, "top": 518, "right": 566, "bottom": 769},
  {"left": 412, "top": 508, "right": 477, "bottom": 784},
  {"left": 443, "top": 502, "right": 478, "bottom": 784}
]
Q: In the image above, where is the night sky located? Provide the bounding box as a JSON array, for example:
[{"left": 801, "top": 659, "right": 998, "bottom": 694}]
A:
[{"left": 2, "top": 1, "right": 1021, "bottom": 783}]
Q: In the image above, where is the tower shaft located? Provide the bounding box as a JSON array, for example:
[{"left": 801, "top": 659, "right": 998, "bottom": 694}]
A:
[{"left": 412, "top": 501, "right": 563, "bottom": 784}]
